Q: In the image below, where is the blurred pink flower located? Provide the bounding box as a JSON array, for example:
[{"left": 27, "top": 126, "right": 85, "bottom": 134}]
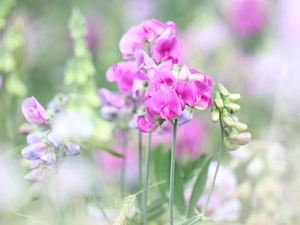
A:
[
  {"left": 94, "top": 145, "right": 138, "bottom": 184},
  {"left": 227, "top": 0, "right": 267, "bottom": 38}
]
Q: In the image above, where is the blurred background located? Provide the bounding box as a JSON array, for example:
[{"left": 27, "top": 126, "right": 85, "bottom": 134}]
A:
[{"left": 1, "top": 0, "right": 300, "bottom": 224}]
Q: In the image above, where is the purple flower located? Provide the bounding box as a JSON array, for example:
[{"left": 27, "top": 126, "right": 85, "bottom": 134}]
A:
[
  {"left": 48, "top": 131, "right": 63, "bottom": 148},
  {"left": 21, "top": 96, "right": 49, "bottom": 123},
  {"left": 26, "top": 132, "right": 45, "bottom": 144},
  {"left": 98, "top": 88, "right": 125, "bottom": 108},
  {"left": 100, "top": 105, "right": 119, "bottom": 121},
  {"left": 65, "top": 142, "right": 81, "bottom": 156},
  {"left": 21, "top": 142, "right": 47, "bottom": 161}
]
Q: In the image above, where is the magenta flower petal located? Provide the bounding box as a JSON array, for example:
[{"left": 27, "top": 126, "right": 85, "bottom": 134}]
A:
[
  {"left": 153, "top": 68, "right": 176, "bottom": 90},
  {"left": 137, "top": 115, "right": 157, "bottom": 133},
  {"left": 21, "top": 142, "right": 47, "bottom": 161},
  {"left": 21, "top": 97, "right": 49, "bottom": 123},
  {"left": 166, "top": 90, "right": 182, "bottom": 117},
  {"left": 175, "top": 81, "right": 196, "bottom": 109},
  {"left": 119, "top": 25, "right": 146, "bottom": 59},
  {"left": 98, "top": 88, "right": 125, "bottom": 108}
]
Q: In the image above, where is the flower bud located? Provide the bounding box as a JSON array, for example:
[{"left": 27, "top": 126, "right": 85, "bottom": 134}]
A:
[
  {"left": 6, "top": 72, "right": 27, "bottom": 97},
  {"left": 222, "top": 116, "right": 235, "bottom": 128},
  {"left": 231, "top": 132, "right": 252, "bottom": 145},
  {"left": 228, "top": 93, "right": 241, "bottom": 103},
  {"left": 24, "top": 168, "right": 46, "bottom": 182},
  {"left": 65, "top": 142, "right": 81, "bottom": 156},
  {"left": 225, "top": 102, "right": 241, "bottom": 113},
  {"left": 214, "top": 92, "right": 224, "bottom": 109},
  {"left": 218, "top": 84, "right": 230, "bottom": 97},
  {"left": 48, "top": 131, "right": 63, "bottom": 148},
  {"left": 225, "top": 138, "right": 240, "bottom": 151},
  {"left": 18, "top": 123, "right": 34, "bottom": 135},
  {"left": 74, "top": 38, "right": 88, "bottom": 58},
  {"left": 21, "top": 143, "right": 47, "bottom": 161},
  {"left": 26, "top": 132, "right": 45, "bottom": 144},
  {"left": 235, "top": 121, "right": 248, "bottom": 132},
  {"left": 211, "top": 104, "right": 219, "bottom": 123}
]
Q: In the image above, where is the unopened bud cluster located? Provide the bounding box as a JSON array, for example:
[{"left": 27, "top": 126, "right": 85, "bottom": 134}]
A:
[
  {"left": 64, "top": 8, "right": 96, "bottom": 86},
  {"left": 0, "top": 6, "right": 27, "bottom": 96},
  {"left": 211, "top": 83, "right": 251, "bottom": 150}
]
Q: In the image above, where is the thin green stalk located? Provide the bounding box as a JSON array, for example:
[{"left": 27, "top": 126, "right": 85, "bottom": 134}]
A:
[
  {"left": 138, "top": 130, "right": 143, "bottom": 209},
  {"left": 201, "top": 111, "right": 224, "bottom": 216},
  {"left": 169, "top": 118, "right": 178, "bottom": 225},
  {"left": 121, "top": 132, "right": 128, "bottom": 199},
  {"left": 143, "top": 133, "right": 152, "bottom": 225}
]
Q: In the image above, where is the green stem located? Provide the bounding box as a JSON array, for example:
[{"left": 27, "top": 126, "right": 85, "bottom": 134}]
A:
[
  {"left": 138, "top": 130, "right": 143, "bottom": 209},
  {"left": 121, "top": 132, "right": 128, "bottom": 199},
  {"left": 143, "top": 133, "right": 152, "bottom": 225},
  {"left": 169, "top": 118, "right": 178, "bottom": 225},
  {"left": 201, "top": 111, "right": 224, "bottom": 216}
]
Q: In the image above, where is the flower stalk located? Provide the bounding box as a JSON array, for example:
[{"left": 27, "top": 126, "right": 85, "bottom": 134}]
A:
[
  {"left": 169, "top": 118, "right": 178, "bottom": 225},
  {"left": 143, "top": 133, "right": 152, "bottom": 225},
  {"left": 201, "top": 111, "right": 224, "bottom": 216}
]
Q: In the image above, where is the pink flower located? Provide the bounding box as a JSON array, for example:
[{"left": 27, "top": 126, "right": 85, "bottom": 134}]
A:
[
  {"left": 106, "top": 61, "right": 144, "bottom": 94},
  {"left": 119, "top": 25, "right": 146, "bottom": 59},
  {"left": 151, "top": 28, "right": 180, "bottom": 63},
  {"left": 227, "top": 0, "right": 267, "bottom": 37},
  {"left": 21, "top": 96, "right": 49, "bottom": 123}
]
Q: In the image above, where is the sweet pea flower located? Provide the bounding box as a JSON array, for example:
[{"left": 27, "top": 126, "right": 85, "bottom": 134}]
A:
[
  {"left": 65, "top": 142, "right": 81, "bottom": 156},
  {"left": 106, "top": 61, "right": 144, "bottom": 94},
  {"left": 21, "top": 142, "right": 47, "bottom": 161},
  {"left": 21, "top": 96, "right": 49, "bottom": 123},
  {"left": 151, "top": 27, "right": 180, "bottom": 63},
  {"left": 26, "top": 132, "right": 45, "bottom": 144}
]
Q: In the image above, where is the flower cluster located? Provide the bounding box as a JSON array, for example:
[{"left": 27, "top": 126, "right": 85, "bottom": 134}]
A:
[
  {"left": 211, "top": 83, "right": 251, "bottom": 150},
  {"left": 99, "top": 19, "right": 212, "bottom": 134},
  {"left": 20, "top": 96, "right": 81, "bottom": 182},
  {"left": 137, "top": 64, "right": 212, "bottom": 132}
]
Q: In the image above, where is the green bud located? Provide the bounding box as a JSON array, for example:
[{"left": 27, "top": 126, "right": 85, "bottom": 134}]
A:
[
  {"left": 211, "top": 110, "right": 219, "bottom": 123},
  {"left": 218, "top": 84, "right": 230, "bottom": 97},
  {"left": 172, "top": 64, "right": 180, "bottom": 78},
  {"left": 235, "top": 121, "right": 248, "bottom": 132},
  {"left": 0, "top": 50, "right": 16, "bottom": 72},
  {"left": 214, "top": 92, "right": 224, "bottom": 109},
  {"left": 228, "top": 93, "right": 241, "bottom": 103},
  {"left": 69, "top": 8, "right": 87, "bottom": 39},
  {"left": 231, "top": 132, "right": 252, "bottom": 145},
  {"left": 3, "top": 26, "right": 23, "bottom": 51},
  {"left": 225, "top": 102, "right": 241, "bottom": 113},
  {"left": 225, "top": 138, "right": 240, "bottom": 151},
  {"left": 81, "top": 59, "right": 95, "bottom": 76},
  {"left": 6, "top": 72, "right": 27, "bottom": 96},
  {"left": 74, "top": 39, "right": 89, "bottom": 58},
  {"left": 221, "top": 109, "right": 235, "bottom": 127}
]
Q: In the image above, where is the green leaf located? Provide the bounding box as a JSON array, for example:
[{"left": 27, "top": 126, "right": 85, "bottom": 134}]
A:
[
  {"left": 153, "top": 146, "right": 170, "bottom": 196},
  {"left": 183, "top": 154, "right": 208, "bottom": 183},
  {"left": 186, "top": 157, "right": 212, "bottom": 218},
  {"left": 82, "top": 141, "right": 123, "bottom": 157},
  {"left": 125, "top": 216, "right": 136, "bottom": 225},
  {"left": 174, "top": 162, "right": 186, "bottom": 215}
]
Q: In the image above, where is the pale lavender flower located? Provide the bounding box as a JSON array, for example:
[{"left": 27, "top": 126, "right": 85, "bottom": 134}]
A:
[
  {"left": 41, "top": 151, "right": 57, "bottom": 165},
  {"left": 65, "top": 142, "right": 81, "bottom": 156},
  {"left": 24, "top": 168, "right": 46, "bottom": 182},
  {"left": 21, "top": 142, "right": 47, "bottom": 161},
  {"left": 48, "top": 131, "right": 63, "bottom": 148},
  {"left": 26, "top": 132, "right": 45, "bottom": 144}
]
